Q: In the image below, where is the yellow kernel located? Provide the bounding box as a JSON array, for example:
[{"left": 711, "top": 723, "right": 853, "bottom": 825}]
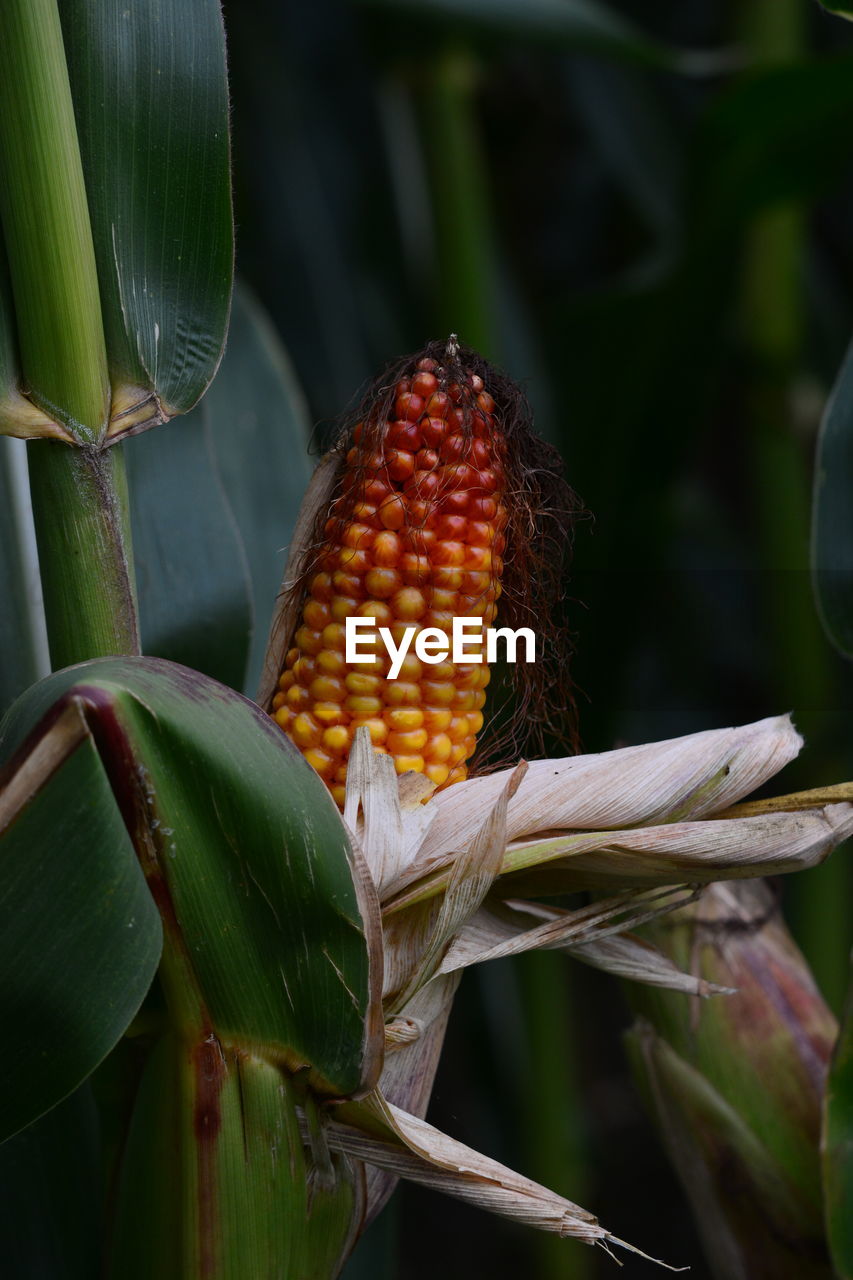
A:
[
  {"left": 453, "top": 690, "right": 477, "bottom": 712},
  {"left": 357, "top": 599, "right": 394, "bottom": 625},
  {"left": 345, "top": 695, "right": 383, "bottom": 718},
  {"left": 388, "top": 728, "right": 428, "bottom": 753},
  {"left": 365, "top": 568, "right": 402, "bottom": 600},
  {"left": 303, "top": 747, "right": 335, "bottom": 779},
  {"left": 373, "top": 531, "right": 402, "bottom": 566},
  {"left": 295, "top": 626, "right": 323, "bottom": 655},
  {"left": 323, "top": 725, "right": 351, "bottom": 753},
  {"left": 446, "top": 765, "right": 467, "bottom": 787},
  {"left": 291, "top": 712, "right": 323, "bottom": 748},
  {"left": 433, "top": 540, "right": 465, "bottom": 567},
  {"left": 272, "top": 691, "right": 286, "bottom": 710},
  {"left": 330, "top": 595, "right": 360, "bottom": 622},
  {"left": 392, "top": 587, "right": 427, "bottom": 621},
  {"left": 385, "top": 707, "right": 424, "bottom": 731},
  {"left": 421, "top": 681, "right": 455, "bottom": 706},
  {"left": 278, "top": 671, "right": 295, "bottom": 691},
  {"left": 468, "top": 710, "right": 484, "bottom": 734},
  {"left": 433, "top": 567, "right": 463, "bottom": 590},
  {"left": 355, "top": 717, "right": 388, "bottom": 745},
  {"left": 321, "top": 623, "right": 348, "bottom": 651},
  {"left": 379, "top": 494, "right": 406, "bottom": 529},
  {"left": 310, "top": 675, "right": 346, "bottom": 702},
  {"left": 449, "top": 742, "right": 469, "bottom": 766},
  {"left": 423, "top": 706, "right": 453, "bottom": 731},
  {"left": 317, "top": 649, "right": 347, "bottom": 676},
  {"left": 342, "top": 522, "right": 375, "bottom": 549},
  {"left": 274, "top": 707, "right": 291, "bottom": 729},
  {"left": 345, "top": 671, "right": 382, "bottom": 696},
  {"left": 428, "top": 660, "right": 457, "bottom": 683},
  {"left": 304, "top": 599, "right": 331, "bottom": 630},
  {"left": 473, "top": 690, "right": 487, "bottom": 708},
  {"left": 334, "top": 762, "right": 349, "bottom": 782},
  {"left": 448, "top": 716, "right": 470, "bottom": 743},
  {"left": 338, "top": 546, "right": 371, "bottom": 573},
  {"left": 286, "top": 647, "right": 299, "bottom": 667},
  {"left": 394, "top": 754, "right": 425, "bottom": 774},
  {"left": 311, "top": 572, "right": 333, "bottom": 601},
  {"left": 384, "top": 681, "right": 421, "bottom": 706},
  {"left": 429, "top": 588, "right": 458, "bottom": 611},
  {"left": 426, "top": 732, "right": 452, "bottom": 763},
  {"left": 315, "top": 702, "right": 348, "bottom": 726},
  {"left": 331, "top": 784, "right": 347, "bottom": 806},
  {"left": 286, "top": 685, "right": 311, "bottom": 710},
  {"left": 425, "top": 762, "right": 450, "bottom": 787},
  {"left": 395, "top": 652, "right": 423, "bottom": 682},
  {"left": 293, "top": 655, "right": 316, "bottom": 683}
]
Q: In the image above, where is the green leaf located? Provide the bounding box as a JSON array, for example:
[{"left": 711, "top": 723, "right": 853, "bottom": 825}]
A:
[
  {"left": 0, "top": 1085, "right": 102, "bottom": 1280},
  {"left": 127, "top": 283, "right": 312, "bottom": 695},
  {"left": 110, "top": 1036, "right": 361, "bottom": 1279},
  {"left": 2, "top": 657, "right": 382, "bottom": 1097},
  {"left": 356, "top": 0, "right": 721, "bottom": 73},
  {"left": 816, "top": 2, "right": 853, "bottom": 16},
  {"left": 203, "top": 284, "right": 313, "bottom": 696},
  {"left": 0, "top": 708, "right": 162, "bottom": 1141},
  {"left": 812, "top": 332, "right": 853, "bottom": 658},
  {"left": 0, "top": 0, "right": 109, "bottom": 442},
  {"left": 59, "top": 0, "right": 233, "bottom": 435},
  {"left": 695, "top": 57, "right": 853, "bottom": 237},
  {"left": 825, "top": 955, "right": 853, "bottom": 1278},
  {"left": 126, "top": 400, "right": 253, "bottom": 692}
]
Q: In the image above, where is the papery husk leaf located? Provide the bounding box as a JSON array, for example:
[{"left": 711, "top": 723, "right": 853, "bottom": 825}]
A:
[
  {"left": 329, "top": 1093, "right": 684, "bottom": 1268},
  {"left": 436, "top": 889, "right": 731, "bottom": 997},
  {"left": 343, "top": 729, "right": 437, "bottom": 894},
  {"left": 389, "top": 716, "right": 803, "bottom": 895},
  {"left": 389, "top": 763, "right": 527, "bottom": 1010},
  {"left": 366, "top": 972, "right": 462, "bottom": 1223},
  {"left": 389, "top": 803, "right": 853, "bottom": 907}
]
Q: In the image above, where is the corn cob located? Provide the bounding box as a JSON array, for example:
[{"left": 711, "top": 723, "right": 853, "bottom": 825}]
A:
[{"left": 273, "top": 345, "right": 509, "bottom": 806}]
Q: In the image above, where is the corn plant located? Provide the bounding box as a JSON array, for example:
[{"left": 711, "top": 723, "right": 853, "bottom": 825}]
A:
[{"left": 3, "top": 2, "right": 853, "bottom": 1277}]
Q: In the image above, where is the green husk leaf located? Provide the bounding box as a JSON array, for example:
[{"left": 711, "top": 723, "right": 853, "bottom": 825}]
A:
[
  {"left": 110, "top": 1035, "right": 361, "bottom": 1280},
  {"left": 627, "top": 1020, "right": 833, "bottom": 1280},
  {"left": 1, "top": 657, "right": 383, "bottom": 1098},
  {"left": 0, "top": 702, "right": 162, "bottom": 1140},
  {"left": 812, "top": 330, "right": 853, "bottom": 658},
  {"left": 59, "top": 0, "right": 233, "bottom": 435},
  {"left": 824, "top": 953, "right": 853, "bottom": 1277}
]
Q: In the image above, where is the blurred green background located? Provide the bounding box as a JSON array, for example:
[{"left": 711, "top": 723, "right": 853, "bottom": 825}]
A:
[{"left": 221, "top": 1, "right": 853, "bottom": 1274}]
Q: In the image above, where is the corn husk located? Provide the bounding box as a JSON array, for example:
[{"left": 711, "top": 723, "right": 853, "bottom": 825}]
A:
[{"left": 625, "top": 880, "right": 838, "bottom": 1279}]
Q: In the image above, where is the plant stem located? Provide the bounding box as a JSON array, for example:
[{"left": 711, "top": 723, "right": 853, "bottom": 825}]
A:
[
  {"left": 0, "top": 0, "right": 109, "bottom": 442},
  {"left": 518, "top": 952, "right": 591, "bottom": 1280},
  {"left": 418, "top": 45, "right": 499, "bottom": 357},
  {"left": 738, "top": 0, "right": 851, "bottom": 1013},
  {"left": 26, "top": 440, "right": 139, "bottom": 668}
]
